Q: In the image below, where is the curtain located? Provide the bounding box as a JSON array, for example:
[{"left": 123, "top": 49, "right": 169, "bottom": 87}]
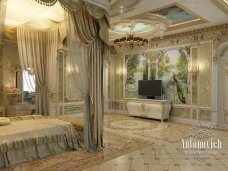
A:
[
  {"left": 36, "top": 0, "right": 109, "bottom": 13},
  {"left": 65, "top": 6, "right": 108, "bottom": 151},
  {"left": 46, "top": 28, "right": 59, "bottom": 100},
  {"left": 17, "top": 27, "right": 59, "bottom": 115},
  {"left": 0, "top": 0, "right": 7, "bottom": 43}
]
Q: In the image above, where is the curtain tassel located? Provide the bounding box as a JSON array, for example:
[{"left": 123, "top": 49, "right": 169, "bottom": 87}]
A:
[{"left": 34, "top": 0, "right": 57, "bottom": 7}]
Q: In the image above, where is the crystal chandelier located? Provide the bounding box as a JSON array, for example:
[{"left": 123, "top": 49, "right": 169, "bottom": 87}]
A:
[{"left": 113, "top": 23, "right": 149, "bottom": 54}]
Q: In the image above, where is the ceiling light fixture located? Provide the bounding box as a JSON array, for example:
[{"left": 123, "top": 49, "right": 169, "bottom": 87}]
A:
[{"left": 113, "top": 21, "right": 149, "bottom": 54}]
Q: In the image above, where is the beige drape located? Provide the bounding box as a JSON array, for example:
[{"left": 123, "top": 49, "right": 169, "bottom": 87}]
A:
[
  {"left": 46, "top": 29, "right": 58, "bottom": 95},
  {"left": 0, "top": 0, "right": 7, "bottom": 43},
  {"left": 17, "top": 27, "right": 59, "bottom": 115},
  {"left": 66, "top": 6, "right": 108, "bottom": 151}
]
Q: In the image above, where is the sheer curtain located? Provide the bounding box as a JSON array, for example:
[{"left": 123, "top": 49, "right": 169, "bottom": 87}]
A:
[
  {"left": 17, "top": 27, "right": 59, "bottom": 115},
  {"left": 65, "top": 6, "right": 108, "bottom": 151},
  {"left": 46, "top": 28, "right": 59, "bottom": 104}
]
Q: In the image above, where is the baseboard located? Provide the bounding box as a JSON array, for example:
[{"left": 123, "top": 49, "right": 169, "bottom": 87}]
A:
[{"left": 216, "top": 124, "right": 228, "bottom": 130}]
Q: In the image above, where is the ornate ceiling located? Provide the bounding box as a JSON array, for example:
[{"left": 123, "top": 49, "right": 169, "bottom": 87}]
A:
[
  {"left": 2, "top": 0, "right": 228, "bottom": 40},
  {"left": 109, "top": 0, "right": 228, "bottom": 40}
]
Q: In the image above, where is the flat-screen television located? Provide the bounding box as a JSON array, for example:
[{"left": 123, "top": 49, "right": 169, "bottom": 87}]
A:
[{"left": 138, "top": 80, "right": 162, "bottom": 99}]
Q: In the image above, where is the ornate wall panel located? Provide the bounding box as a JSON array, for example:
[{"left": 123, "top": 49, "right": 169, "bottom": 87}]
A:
[
  {"left": 108, "top": 54, "right": 127, "bottom": 113},
  {"left": 191, "top": 47, "right": 198, "bottom": 105},
  {"left": 58, "top": 50, "right": 64, "bottom": 102},
  {"left": 198, "top": 110, "right": 212, "bottom": 121},
  {"left": 2, "top": 41, "right": 21, "bottom": 105},
  {"left": 0, "top": 44, "right": 3, "bottom": 105},
  {"left": 171, "top": 106, "right": 191, "bottom": 119},
  {"left": 109, "top": 54, "right": 124, "bottom": 100},
  {"left": 192, "top": 109, "right": 197, "bottom": 120},
  {"left": 225, "top": 111, "right": 228, "bottom": 123},
  {"left": 198, "top": 42, "right": 212, "bottom": 107},
  {"left": 223, "top": 69, "right": 228, "bottom": 123}
]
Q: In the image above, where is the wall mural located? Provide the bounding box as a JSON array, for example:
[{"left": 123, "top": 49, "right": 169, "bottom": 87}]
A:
[
  {"left": 152, "top": 5, "right": 198, "bottom": 25},
  {"left": 125, "top": 46, "right": 190, "bottom": 104}
]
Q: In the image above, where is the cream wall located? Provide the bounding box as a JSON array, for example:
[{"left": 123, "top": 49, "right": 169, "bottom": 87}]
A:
[
  {"left": 108, "top": 24, "right": 228, "bottom": 124},
  {"left": 0, "top": 44, "right": 3, "bottom": 105},
  {"left": 0, "top": 40, "right": 21, "bottom": 105},
  {"left": 108, "top": 54, "right": 126, "bottom": 113},
  {"left": 198, "top": 42, "right": 212, "bottom": 107}
]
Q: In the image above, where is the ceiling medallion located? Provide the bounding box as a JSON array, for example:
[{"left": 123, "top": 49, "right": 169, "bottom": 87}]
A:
[{"left": 113, "top": 21, "right": 149, "bottom": 54}]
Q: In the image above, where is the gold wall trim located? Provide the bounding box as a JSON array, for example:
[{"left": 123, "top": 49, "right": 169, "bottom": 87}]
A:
[
  {"left": 110, "top": 0, "right": 121, "bottom": 9},
  {"left": 168, "top": 19, "right": 206, "bottom": 31},
  {"left": 110, "top": 24, "right": 228, "bottom": 55},
  {"left": 210, "top": 0, "right": 228, "bottom": 15},
  {"left": 151, "top": 24, "right": 228, "bottom": 40},
  {"left": 149, "top": 24, "right": 228, "bottom": 49}
]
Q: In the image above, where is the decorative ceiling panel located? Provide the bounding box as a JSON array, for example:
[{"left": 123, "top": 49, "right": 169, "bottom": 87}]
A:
[
  {"left": 109, "top": 0, "right": 140, "bottom": 17},
  {"left": 210, "top": 0, "right": 228, "bottom": 14},
  {"left": 110, "top": 22, "right": 154, "bottom": 34},
  {"left": 135, "top": 3, "right": 207, "bottom": 31},
  {"left": 109, "top": 20, "right": 157, "bottom": 41},
  {"left": 153, "top": 5, "right": 198, "bottom": 25}
]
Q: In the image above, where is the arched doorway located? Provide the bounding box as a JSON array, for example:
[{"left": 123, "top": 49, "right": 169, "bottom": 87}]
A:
[{"left": 216, "top": 41, "right": 228, "bottom": 128}]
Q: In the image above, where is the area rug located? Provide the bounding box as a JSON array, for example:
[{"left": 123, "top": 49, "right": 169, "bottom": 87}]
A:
[
  {"left": 104, "top": 114, "right": 194, "bottom": 143},
  {"left": 3, "top": 131, "right": 151, "bottom": 171}
]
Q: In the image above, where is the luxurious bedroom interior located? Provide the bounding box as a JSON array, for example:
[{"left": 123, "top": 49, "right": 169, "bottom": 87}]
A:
[{"left": 0, "top": 0, "right": 227, "bottom": 171}]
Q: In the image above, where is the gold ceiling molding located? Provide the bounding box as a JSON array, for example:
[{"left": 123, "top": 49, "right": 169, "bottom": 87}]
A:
[
  {"left": 110, "top": 0, "right": 141, "bottom": 17},
  {"left": 134, "top": 3, "right": 208, "bottom": 31},
  {"left": 110, "top": 0, "right": 122, "bottom": 9},
  {"left": 168, "top": 19, "right": 204, "bottom": 32},
  {"left": 210, "top": 0, "right": 228, "bottom": 15},
  {"left": 109, "top": 16, "right": 169, "bottom": 40},
  {"left": 110, "top": 0, "right": 140, "bottom": 10}
]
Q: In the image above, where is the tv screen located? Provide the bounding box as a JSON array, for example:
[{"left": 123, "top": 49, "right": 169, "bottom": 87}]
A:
[{"left": 138, "top": 80, "right": 162, "bottom": 97}]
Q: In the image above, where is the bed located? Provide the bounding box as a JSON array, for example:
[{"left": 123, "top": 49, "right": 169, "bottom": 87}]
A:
[{"left": 0, "top": 115, "right": 84, "bottom": 168}]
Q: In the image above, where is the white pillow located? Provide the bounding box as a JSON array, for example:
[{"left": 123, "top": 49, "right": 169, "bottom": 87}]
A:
[{"left": 0, "top": 117, "right": 11, "bottom": 126}]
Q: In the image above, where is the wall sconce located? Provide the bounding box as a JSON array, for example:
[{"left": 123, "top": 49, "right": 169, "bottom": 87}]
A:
[
  {"left": 27, "top": 67, "right": 35, "bottom": 75},
  {"left": 188, "top": 64, "right": 199, "bottom": 79},
  {"left": 66, "top": 65, "right": 79, "bottom": 75},
  {"left": 116, "top": 68, "right": 126, "bottom": 77}
]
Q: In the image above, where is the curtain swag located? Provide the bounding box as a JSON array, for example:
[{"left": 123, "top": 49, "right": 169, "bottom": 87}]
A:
[
  {"left": 35, "top": 0, "right": 109, "bottom": 45},
  {"left": 36, "top": 0, "right": 108, "bottom": 14}
]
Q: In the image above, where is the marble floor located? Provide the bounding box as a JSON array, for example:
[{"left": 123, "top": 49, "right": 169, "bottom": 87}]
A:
[{"left": 83, "top": 121, "right": 228, "bottom": 171}]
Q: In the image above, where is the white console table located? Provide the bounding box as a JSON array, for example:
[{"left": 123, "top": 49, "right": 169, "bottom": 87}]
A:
[{"left": 126, "top": 98, "right": 171, "bottom": 122}]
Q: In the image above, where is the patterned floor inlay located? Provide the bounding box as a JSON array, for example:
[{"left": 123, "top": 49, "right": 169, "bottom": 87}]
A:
[
  {"left": 104, "top": 114, "right": 193, "bottom": 143},
  {"left": 104, "top": 118, "right": 158, "bottom": 130}
]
